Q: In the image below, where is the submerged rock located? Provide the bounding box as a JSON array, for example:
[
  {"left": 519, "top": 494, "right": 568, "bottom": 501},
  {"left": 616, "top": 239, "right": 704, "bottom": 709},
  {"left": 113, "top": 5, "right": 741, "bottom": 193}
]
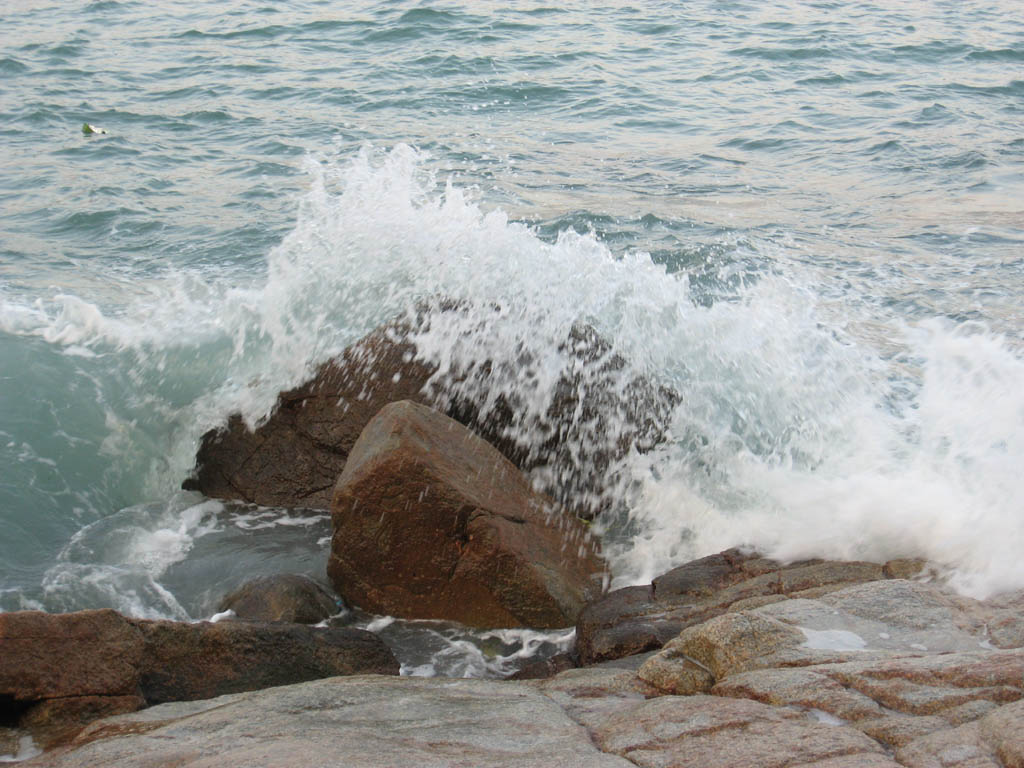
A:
[
  {"left": 217, "top": 573, "right": 341, "bottom": 624},
  {"left": 328, "top": 400, "right": 605, "bottom": 628},
  {"left": 183, "top": 304, "right": 678, "bottom": 516},
  {"left": 0, "top": 609, "right": 398, "bottom": 749}
]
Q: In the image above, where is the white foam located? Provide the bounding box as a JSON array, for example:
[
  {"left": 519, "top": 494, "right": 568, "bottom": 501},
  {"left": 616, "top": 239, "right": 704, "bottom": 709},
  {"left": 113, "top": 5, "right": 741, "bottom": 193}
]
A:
[
  {"left": 609, "top": 308, "right": 1024, "bottom": 600},
  {"left": 4, "top": 145, "right": 1023, "bottom": 605},
  {"left": 228, "top": 509, "right": 329, "bottom": 531},
  {"left": 127, "top": 500, "right": 223, "bottom": 577},
  {"left": 364, "top": 615, "right": 397, "bottom": 632},
  {"left": 0, "top": 735, "right": 42, "bottom": 763}
]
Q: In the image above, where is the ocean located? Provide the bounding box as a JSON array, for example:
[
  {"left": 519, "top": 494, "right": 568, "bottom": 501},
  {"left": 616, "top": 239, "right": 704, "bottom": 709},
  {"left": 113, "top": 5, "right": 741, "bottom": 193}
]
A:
[{"left": 1, "top": 0, "right": 1022, "bottom": 676}]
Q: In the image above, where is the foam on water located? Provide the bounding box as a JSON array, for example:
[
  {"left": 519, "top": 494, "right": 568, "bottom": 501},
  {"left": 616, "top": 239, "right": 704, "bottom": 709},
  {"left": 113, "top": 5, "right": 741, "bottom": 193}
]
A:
[
  {"left": 1, "top": 145, "right": 1022, "bottom": 628},
  {"left": 611, "top": 311, "right": 1024, "bottom": 598},
  {"left": 39, "top": 497, "right": 223, "bottom": 619},
  {"left": 0, "top": 735, "right": 42, "bottom": 763},
  {"left": 353, "top": 616, "right": 575, "bottom": 679}
]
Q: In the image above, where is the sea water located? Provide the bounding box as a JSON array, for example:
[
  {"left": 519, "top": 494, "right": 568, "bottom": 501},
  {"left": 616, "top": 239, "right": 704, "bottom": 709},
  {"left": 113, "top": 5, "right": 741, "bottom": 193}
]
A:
[{"left": 1, "top": 0, "right": 1022, "bottom": 676}]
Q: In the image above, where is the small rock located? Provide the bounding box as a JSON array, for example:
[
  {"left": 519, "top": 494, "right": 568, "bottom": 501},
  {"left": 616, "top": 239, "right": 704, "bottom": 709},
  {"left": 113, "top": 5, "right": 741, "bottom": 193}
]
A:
[
  {"left": 577, "top": 550, "right": 904, "bottom": 666},
  {"left": 883, "top": 558, "right": 928, "bottom": 580},
  {"left": 135, "top": 620, "right": 399, "bottom": 704},
  {"left": 217, "top": 574, "right": 341, "bottom": 624},
  {"left": 575, "top": 586, "right": 683, "bottom": 665},
  {"left": 507, "top": 652, "right": 577, "bottom": 680}
]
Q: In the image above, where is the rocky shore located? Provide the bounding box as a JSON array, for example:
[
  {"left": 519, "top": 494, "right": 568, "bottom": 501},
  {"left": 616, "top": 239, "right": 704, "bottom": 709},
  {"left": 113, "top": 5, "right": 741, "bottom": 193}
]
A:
[
  {"left": 5, "top": 557, "right": 1023, "bottom": 767},
  {"left": 3, "top": 310, "right": 1022, "bottom": 766}
]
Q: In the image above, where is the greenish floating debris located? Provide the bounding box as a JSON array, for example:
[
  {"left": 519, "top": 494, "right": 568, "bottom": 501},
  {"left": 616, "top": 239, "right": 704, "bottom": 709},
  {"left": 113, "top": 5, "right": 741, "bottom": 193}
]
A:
[{"left": 81, "top": 123, "right": 107, "bottom": 135}]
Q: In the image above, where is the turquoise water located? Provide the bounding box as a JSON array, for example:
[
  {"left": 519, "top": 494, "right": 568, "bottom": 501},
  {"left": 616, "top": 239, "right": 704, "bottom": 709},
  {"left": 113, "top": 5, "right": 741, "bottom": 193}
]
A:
[{"left": 1, "top": 1, "right": 1023, "bottom": 655}]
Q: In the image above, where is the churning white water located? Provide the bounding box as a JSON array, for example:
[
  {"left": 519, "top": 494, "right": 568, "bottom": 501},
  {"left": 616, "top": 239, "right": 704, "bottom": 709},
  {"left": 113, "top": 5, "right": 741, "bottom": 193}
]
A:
[{"left": 4, "top": 145, "right": 1022, "bottom": 610}]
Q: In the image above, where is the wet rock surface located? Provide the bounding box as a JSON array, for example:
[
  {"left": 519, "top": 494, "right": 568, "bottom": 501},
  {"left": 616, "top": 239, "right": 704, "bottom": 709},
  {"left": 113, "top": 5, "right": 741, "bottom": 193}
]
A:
[
  {"left": 328, "top": 400, "right": 605, "bottom": 628},
  {"left": 576, "top": 549, "right": 894, "bottom": 665},
  {"left": 183, "top": 318, "right": 437, "bottom": 509},
  {"left": 217, "top": 573, "right": 341, "bottom": 624},
  {"left": 183, "top": 308, "right": 678, "bottom": 516},
  {"left": 0, "top": 609, "right": 397, "bottom": 750},
  {"left": 11, "top": 552, "right": 1024, "bottom": 767},
  {"left": 135, "top": 618, "right": 399, "bottom": 704}
]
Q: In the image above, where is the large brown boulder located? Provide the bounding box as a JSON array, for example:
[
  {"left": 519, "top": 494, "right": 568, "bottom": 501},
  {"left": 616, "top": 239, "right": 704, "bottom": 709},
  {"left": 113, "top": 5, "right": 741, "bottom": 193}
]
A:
[
  {"left": 328, "top": 400, "right": 606, "bottom": 628},
  {"left": 183, "top": 319, "right": 435, "bottom": 509},
  {"left": 0, "top": 609, "right": 398, "bottom": 749},
  {"left": 183, "top": 305, "right": 678, "bottom": 516},
  {"left": 0, "top": 610, "right": 147, "bottom": 750}
]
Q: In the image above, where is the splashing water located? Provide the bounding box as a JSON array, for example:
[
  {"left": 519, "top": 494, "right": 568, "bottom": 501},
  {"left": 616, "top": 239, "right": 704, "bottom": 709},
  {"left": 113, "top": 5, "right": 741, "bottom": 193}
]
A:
[{"left": 1, "top": 145, "right": 1022, "bottom": 633}]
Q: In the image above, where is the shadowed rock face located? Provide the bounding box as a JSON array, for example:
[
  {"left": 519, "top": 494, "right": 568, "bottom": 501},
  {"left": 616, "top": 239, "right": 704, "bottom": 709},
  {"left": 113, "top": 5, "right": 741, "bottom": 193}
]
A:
[
  {"left": 328, "top": 400, "right": 606, "bottom": 629},
  {"left": 0, "top": 609, "right": 398, "bottom": 750},
  {"left": 183, "top": 319, "right": 435, "bottom": 509},
  {"left": 183, "top": 305, "right": 678, "bottom": 517}
]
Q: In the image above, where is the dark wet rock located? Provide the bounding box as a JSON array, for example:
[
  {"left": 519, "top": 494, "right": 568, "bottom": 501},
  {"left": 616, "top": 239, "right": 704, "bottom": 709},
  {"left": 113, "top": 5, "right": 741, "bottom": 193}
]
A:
[
  {"left": 328, "top": 400, "right": 605, "bottom": 628},
  {"left": 135, "top": 619, "right": 398, "bottom": 704},
  {"left": 576, "top": 549, "right": 892, "bottom": 666},
  {"left": 575, "top": 585, "right": 685, "bottom": 665},
  {"left": 183, "top": 318, "right": 436, "bottom": 509},
  {"left": 651, "top": 550, "right": 743, "bottom": 598},
  {"left": 0, "top": 609, "right": 148, "bottom": 749},
  {"left": 0, "top": 729, "right": 19, "bottom": 758},
  {"left": 0, "top": 608, "right": 398, "bottom": 750},
  {"left": 217, "top": 573, "right": 341, "bottom": 624},
  {"left": 16, "top": 696, "right": 147, "bottom": 751},
  {"left": 183, "top": 306, "right": 679, "bottom": 517},
  {"left": 507, "top": 652, "right": 577, "bottom": 681}
]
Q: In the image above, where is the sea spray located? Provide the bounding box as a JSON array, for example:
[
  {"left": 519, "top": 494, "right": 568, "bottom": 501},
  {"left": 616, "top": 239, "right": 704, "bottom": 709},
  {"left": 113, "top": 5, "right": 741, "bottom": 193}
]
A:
[{"left": 1, "top": 145, "right": 1022, "bottom": 621}]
